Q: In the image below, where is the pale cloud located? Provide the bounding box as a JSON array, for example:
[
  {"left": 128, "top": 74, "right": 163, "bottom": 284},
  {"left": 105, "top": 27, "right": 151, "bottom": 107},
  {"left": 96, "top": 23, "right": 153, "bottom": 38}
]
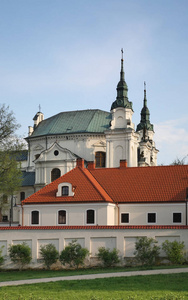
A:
[{"left": 155, "top": 117, "right": 188, "bottom": 164}]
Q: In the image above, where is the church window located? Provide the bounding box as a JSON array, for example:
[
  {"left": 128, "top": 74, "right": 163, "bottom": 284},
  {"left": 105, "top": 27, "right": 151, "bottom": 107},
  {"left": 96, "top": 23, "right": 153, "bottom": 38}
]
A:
[
  {"left": 86, "top": 209, "right": 95, "bottom": 224},
  {"left": 31, "top": 211, "right": 39, "bottom": 225},
  {"left": 62, "top": 186, "right": 69, "bottom": 196},
  {"left": 54, "top": 150, "right": 59, "bottom": 156},
  {"left": 51, "top": 168, "right": 61, "bottom": 182},
  {"left": 121, "top": 213, "right": 129, "bottom": 223},
  {"left": 173, "top": 213, "right": 182, "bottom": 223},
  {"left": 58, "top": 210, "right": 66, "bottom": 224},
  {"left": 20, "top": 192, "right": 25, "bottom": 201},
  {"left": 147, "top": 213, "right": 156, "bottom": 223},
  {"left": 95, "top": 152, "right": 106, "bottom": 168}
]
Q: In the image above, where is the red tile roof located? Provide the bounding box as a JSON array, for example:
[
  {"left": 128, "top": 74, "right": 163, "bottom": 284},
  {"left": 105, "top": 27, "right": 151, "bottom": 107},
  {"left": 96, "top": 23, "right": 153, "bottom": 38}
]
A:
[
  {"left": 22, "top": 166, "right": 113, "bottom": 204},
  {"left": 22, "top": 165, "right": 188, "bottom": 205},
  {"left": 1, "top": 225, "right": 188, "bottom": 230},
  {"left": 90, "top": 165, "right": 188, "bottom": 203}
]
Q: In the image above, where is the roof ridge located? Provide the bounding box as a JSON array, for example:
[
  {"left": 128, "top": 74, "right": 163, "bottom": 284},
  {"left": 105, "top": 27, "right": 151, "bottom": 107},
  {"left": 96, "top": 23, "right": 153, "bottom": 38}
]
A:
[{"left": 80, "top": 168, "right": 113, "bottom": 203}]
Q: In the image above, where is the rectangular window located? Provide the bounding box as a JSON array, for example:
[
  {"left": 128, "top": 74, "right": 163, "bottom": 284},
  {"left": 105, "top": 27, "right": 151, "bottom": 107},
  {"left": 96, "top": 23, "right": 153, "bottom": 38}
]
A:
[
  {"left": 148, "top": 213, "right": 156, "bottom": 223},
  {"left": 121, "top": 213, "right": 129, "bottom": 223},
  {"left": 31, "top": 211, "right": 39, "bottom": 225},
  {"left": 87, "top": 210, "right": 95, "bottom": 224},
  {"left": 173, "top": 213, "right": 182, "bottom": 223}
]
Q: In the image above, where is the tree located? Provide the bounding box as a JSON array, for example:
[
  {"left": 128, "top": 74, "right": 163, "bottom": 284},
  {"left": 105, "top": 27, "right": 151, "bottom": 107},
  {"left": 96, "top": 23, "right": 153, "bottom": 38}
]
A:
[
  {"left": 40, "top": 243, "right": 59, "bottom": 269},
  {"left": 97, "top": 247, "right": 120, "bottom": 267},
  {"left": 0, "top": 104, "right": 25, "bottom": 218},
  {"left": 0, "top": 246, "right": 5, "bottom": 267},
  {"left": 8, "top": 243, "right": 32, "bottom": 270},
  {"left": 162, "top": 240, "right": 185, "bottom": 264},
  {"left": 171, "top": 156, "right": 188, "bottom": 165},
  {"left": 134, "top": 237, "right": 160, "bottom": 266},
  {"left": 60, "top": 240, "right": 89, "bottom": 269}
]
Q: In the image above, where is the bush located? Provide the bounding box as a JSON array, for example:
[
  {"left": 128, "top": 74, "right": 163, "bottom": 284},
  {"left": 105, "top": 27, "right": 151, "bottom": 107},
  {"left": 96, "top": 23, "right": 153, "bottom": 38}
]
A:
[
  {"left": 40, "top": 243, "right": 59, "bottom": 269},
  {"left": 162, "top": 240, "right": 185, "bottom": 264},
  {"left": 97, "top": 247, "right": 120, "bottom": 267},
  {"left": 60, "top": 240, "right": 89, "bottom": 268},
  {"left": 9, "top": 243, "right": 32, "bottom": 269},
  {"left": 0, "top": 246, "right": 4, "bottom": 267},
  {"left": 134, "top": 237, "right": 160, "bottom": 266}
]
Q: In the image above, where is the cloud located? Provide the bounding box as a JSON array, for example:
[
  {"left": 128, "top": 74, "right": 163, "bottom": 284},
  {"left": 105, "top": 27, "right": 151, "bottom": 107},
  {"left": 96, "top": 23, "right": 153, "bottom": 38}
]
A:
[{"left": 155, "top": 117, "right": 188, "bottom": 164}]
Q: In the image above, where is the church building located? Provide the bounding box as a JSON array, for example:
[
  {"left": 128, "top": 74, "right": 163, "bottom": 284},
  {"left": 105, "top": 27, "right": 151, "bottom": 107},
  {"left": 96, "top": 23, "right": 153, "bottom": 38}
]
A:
[{"left": 1, "top": 51, "right": 159, "bottom": 224}]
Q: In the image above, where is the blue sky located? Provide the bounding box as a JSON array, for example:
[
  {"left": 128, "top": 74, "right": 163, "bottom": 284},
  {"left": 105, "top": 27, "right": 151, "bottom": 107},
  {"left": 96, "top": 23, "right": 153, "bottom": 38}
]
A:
[{"left": 0, "top": 0, "right": 188, "bottom": 165}]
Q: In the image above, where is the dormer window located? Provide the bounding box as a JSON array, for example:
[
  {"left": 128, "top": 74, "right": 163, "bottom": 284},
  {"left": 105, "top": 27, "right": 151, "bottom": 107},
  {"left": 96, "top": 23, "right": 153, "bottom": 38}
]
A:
[
  {"left": 56, "top": 182, "right": 74, "bottom": 197},
  {"left": 62, "top": 186, "right": 69, "bottom": 196}
]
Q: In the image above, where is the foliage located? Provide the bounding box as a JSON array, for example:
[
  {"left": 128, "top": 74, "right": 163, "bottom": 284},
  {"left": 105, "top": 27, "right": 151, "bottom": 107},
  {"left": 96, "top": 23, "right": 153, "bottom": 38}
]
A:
[
  {"left": 162, "top": 240, "right": 185, "bottom": 264},
  {"left": 60, "top": 239, "right": 89, "bottom": 268},
  {"left": 8, "top": 243, "right": 32, "bottom": 269},
  {"left": 40, "top": 243, "right": 59, "bottom": 269},
  {"left": 171, "top": 156, "right": 188, "bottom": 165},
  {"left": 0, "top": 104, "right": 25, "bottom": 196},
  {"left": 0, "top": 246, "right": 5, "bottom": 267},
  {"left": 97, "top": 247, "right": 120, "bottom": 267},
  {"left": 134, "top": 237, "right": 160, "bottom": 266}
]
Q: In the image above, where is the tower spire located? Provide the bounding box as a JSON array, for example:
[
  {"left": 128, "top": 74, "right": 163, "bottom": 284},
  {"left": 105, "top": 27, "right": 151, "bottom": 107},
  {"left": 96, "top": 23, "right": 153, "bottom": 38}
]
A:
[
  {"left": 136, "top": 82, "right": 153, "bottom": 132},
  {"left": 120, "top": 48, "right": 125, "bottom": 81},
  {"left": 110, "top": 49, "right": 133, "bottom": 110}
]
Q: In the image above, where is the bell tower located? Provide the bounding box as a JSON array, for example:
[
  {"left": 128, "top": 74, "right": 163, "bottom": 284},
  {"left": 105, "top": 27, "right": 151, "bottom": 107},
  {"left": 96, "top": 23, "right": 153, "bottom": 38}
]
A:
[{"left": 105, "top": 50, "right": 139, "bottom": 167}]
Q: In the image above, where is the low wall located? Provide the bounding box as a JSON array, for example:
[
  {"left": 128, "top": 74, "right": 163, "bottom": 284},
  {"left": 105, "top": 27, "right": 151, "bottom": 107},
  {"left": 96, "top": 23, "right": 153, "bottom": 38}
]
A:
[{"left": 1, "top": 225, "right": 188, "bottom": 268}]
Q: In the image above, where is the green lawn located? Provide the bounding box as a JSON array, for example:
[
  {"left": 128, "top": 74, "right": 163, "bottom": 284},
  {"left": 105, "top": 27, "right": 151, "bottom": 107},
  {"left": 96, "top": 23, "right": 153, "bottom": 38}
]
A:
[
  {"left": 0, "top": 265, "right": 187, "bottom": 282},
  {"left": 0, "top": 273, "right": 188, "bottom": 299}
]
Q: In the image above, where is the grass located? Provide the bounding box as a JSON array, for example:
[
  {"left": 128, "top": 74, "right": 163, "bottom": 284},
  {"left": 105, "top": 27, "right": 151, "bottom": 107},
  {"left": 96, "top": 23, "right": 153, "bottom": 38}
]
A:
[
  {"left": 0, "top": 273, "right": 188, "bottom": 299},
  {"left": 0, "top": 264, "right": 187, "bottom": 282}
]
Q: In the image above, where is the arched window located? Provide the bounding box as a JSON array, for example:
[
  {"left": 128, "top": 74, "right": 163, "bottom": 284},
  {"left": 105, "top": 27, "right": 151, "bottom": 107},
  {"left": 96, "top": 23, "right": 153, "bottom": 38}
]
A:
[
  {"left": 58, "top": 210, "right": 66, "bottom": 224},
  {"left": 86, "top": 209, "right": 95, "bottom": 224},
  {"left": 31, "top": 211, "right": 39, "bottom": 225},
  {"left": 51, "top": 168, "right": 61, "bottom": 182},
  {"left": 62, "top": 186, "right": 69, "bottom": 196},
  {"left": 95, "top": 152, "right": 106, "bottom": 168},
  {"left": 20, "top": 192, "right": 25, "bottom": 201}
]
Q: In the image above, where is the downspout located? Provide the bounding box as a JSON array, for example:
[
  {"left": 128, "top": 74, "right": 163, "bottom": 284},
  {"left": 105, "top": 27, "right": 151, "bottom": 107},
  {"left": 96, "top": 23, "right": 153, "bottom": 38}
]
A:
[
  {"left": 186, "top": 200, "right": 187, "bottom": 226},
  {"left": 116, "top": 203, "right": 119, "bottom": 225},
  {"left": 22, "top": 203, "right": 24, "bottom": 226}
]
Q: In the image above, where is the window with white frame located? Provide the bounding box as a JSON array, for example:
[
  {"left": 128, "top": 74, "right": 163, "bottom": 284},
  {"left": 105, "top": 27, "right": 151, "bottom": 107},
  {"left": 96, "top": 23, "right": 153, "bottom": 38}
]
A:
[
  {"left": 173, "top": 213, "right": 182, "bottom": 223},
  {"left": 58, "top": 210, "right": 66, "bottom": 224},
  {"left": 62, "top": 186, "right": 69, "bottom": 196},
  {"left": 121, "top": 213, "right": 129, "bottom": 223},
  {"left": 147, "top": 213, "right": 156, "bottom": 223},
  {"left": 86, "top": 209, "right": 95, "bottom": 224},
  {"left": 31, "top": 211, "right": 39, "bottom": 225}
]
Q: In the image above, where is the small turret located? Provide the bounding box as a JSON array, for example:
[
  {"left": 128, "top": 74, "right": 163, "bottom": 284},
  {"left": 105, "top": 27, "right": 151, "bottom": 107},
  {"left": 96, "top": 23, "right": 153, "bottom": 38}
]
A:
[
  {"left": 136, "top": 82, "right": 153, "bottom": 133},
  {"left": 111, "top": 49, "right": 133, "bottom": 111},
  {"left": 28, "top": 106, "right": 44, "bottom": 136}
]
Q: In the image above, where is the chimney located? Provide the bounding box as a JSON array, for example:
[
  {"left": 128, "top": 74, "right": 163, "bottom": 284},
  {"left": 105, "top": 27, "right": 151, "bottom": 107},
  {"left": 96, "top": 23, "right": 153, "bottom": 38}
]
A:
[
  {"left": 120, "top": 159, "right": 127, "bottom": 169},
  {"left": 87, "top": 161, "right": 95, "bottom": 170},
  {"left": 77, "top": 158, "right": 84, "bottom": 169}
]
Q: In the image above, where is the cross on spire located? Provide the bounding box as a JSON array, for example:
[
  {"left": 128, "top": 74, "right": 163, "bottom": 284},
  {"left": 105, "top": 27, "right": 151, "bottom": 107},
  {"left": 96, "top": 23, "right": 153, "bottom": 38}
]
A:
[{"left": 39, "top": 104, "right": 41, "bottom": 112}]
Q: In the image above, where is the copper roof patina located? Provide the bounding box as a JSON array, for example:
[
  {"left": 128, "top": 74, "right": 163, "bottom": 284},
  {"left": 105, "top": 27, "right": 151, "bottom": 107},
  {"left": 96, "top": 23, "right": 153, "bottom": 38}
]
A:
[{"left": 28, "top": 109, "right": 111, "bottom": 138}]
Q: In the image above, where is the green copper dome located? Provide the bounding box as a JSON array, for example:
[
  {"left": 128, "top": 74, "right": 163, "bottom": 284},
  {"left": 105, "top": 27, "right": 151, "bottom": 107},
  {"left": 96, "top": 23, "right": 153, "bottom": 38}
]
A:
[
  {"left": 136, "top": 83, "right": 154, "bottom": 132},
  {"left": 111, "top": 50, "right": 133, "bottom": 111}
]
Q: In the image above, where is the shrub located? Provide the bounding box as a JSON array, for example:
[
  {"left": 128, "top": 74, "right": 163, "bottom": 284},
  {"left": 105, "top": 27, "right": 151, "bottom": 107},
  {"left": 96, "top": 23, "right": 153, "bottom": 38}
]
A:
[
  {"left": 60, "top": 240, "right": 89, "bottom": 268},
  {"left": 162, "top": 240, "right": 185, "bottom": 264},
  {"left": 134, "top": 236, "right": 160, "bottom": 266},
  {"left": 9, "top": 243, "right": 32, "bottom": 269},
  {"left": 0, "top": 246, "right": 5, "bottom": 267},
  {"left": 40, "top": 243, "right": 59, "bottom": 269},
  {"left": 97, "top": 247, "right": 120, "bottom": 267}
]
